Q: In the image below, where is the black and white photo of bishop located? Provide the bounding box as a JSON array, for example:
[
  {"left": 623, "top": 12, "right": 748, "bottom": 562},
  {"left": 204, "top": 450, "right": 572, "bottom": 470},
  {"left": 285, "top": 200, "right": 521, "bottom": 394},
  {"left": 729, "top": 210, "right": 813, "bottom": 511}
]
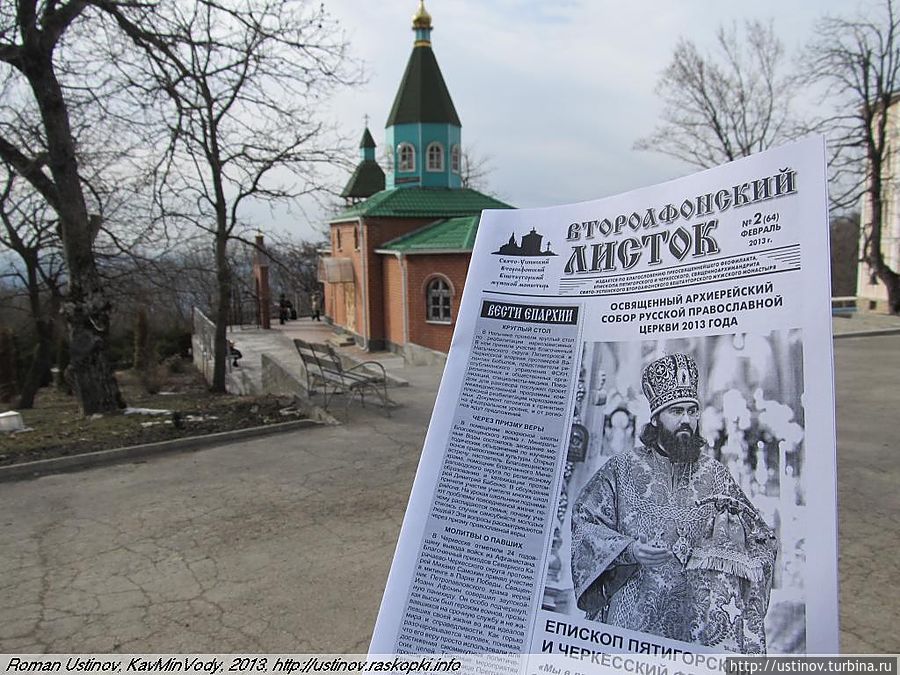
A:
[{"left": 571, "top": 352, "right": 779, "bottom": 654}]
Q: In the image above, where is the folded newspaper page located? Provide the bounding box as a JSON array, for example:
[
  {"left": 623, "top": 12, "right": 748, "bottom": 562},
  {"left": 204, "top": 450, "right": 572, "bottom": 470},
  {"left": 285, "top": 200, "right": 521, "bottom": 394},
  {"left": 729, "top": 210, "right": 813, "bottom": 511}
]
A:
[{"left": 370, "top": 136, "right": 839, "bottom": 659}]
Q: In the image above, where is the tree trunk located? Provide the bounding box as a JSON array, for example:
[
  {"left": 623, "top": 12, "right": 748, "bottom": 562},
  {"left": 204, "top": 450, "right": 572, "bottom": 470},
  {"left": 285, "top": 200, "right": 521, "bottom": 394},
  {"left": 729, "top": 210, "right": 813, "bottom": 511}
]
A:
[
  {"left": 21, "top": 42, "right": 124, "bottom": 414},
  {"left": 17, "top": 258, "right": 54, "bottom": 409},
  {"left": 211, "top": 232, "right": 230, "bottom": 393},
  {"left": 209, "top": 122, "right": 231, "bottom": 394},
  {"left": 867, "top": 155, "right": 900, "bottom": 314},
  {"left": 0, "top": 329, "right": 17, "bottom": 403},
  {"left": 873, "top": 266, "right": 900, "bottom": 314},
  {"left": 133, "top": 308, "right": 151, "bottom": 371},
  {"left": 18, "top": 322, "right": 53, "bottom": 409}
]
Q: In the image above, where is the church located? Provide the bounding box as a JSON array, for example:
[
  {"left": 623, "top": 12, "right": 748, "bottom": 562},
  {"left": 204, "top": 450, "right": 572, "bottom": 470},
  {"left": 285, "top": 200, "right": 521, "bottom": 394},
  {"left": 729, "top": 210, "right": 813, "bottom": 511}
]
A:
[{"left": 319, "top": 1, "right": 512, "bottom": 363}]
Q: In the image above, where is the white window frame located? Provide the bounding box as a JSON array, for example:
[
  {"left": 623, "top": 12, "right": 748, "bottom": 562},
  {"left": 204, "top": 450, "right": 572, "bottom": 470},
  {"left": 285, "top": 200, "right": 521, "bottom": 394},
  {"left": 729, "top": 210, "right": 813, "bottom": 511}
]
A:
[
  {"left": 425, "top": 276, "right": 453, "bottom": 324},
  {"left": 397, "top": 143, "right": 415, "bottom": 172},
  {"left": 427, "top": 142, "right": 444, "bottom": 172},
  {"left": 451, "top": 144, "right": 461, "bottom": 174}
]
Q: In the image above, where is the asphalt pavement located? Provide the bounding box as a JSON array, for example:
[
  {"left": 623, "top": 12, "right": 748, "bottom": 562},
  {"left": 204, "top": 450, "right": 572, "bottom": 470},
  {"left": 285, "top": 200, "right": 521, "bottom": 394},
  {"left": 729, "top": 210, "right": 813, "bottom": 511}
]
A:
[{"left": 0, "top": 331, "right": 897, "bottom": 654}]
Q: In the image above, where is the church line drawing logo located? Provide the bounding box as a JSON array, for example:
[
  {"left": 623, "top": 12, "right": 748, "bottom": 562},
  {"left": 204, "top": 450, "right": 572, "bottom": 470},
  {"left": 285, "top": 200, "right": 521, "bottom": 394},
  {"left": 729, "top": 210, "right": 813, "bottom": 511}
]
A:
[{"left": 492, "top": 227, "right": 557, "bottom": 256}]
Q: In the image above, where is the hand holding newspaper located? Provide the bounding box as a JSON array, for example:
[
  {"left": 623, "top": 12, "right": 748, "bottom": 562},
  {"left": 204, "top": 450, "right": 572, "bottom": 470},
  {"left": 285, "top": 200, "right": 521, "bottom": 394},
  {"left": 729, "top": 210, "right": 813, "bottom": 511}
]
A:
[{"left": 370, "top": 137, "right": 839, "bottom": 663}]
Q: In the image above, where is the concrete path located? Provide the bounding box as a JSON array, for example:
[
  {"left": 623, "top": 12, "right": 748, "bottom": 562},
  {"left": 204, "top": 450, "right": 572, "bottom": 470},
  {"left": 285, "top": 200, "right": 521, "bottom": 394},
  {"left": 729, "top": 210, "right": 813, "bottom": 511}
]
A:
[
  {"left": 0, "top": 329, "right": 897, "bottom": 653},
  {"left": 0, "top": 363, "right": 443, "bottom": 653},
  {"left": 831, "top": 308, "right": 900, "bottom": 337},
  {"left": 832, "top": 334, "right": 900, "bottom": 653},
  {"left": 225, "top": 321, "right": 408, "bottom": 395}
]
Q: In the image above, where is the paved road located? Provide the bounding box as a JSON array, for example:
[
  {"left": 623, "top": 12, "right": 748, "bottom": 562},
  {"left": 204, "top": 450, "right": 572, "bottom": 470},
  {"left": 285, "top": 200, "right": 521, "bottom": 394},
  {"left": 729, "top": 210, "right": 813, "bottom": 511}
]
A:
[
  {"left": 0, "top": 366, "right": 443, "bottom": 653},
  {"left": 832, "top": 334, "right": 900, "bottom": 653},
  {"left": 0, "top": 336, "right": 897, "bottom": 653}
]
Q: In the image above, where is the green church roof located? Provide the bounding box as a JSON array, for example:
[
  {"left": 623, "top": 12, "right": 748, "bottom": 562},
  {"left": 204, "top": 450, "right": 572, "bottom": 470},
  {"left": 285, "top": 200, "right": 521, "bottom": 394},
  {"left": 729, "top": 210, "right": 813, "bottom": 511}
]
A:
[
  {"left": 330, "top": 187, "right": 511, "bottom": 221},
  {"left": 386, "top": 45, "right": 461, "bottom": 127},
  {"left": 340, "top": 160, "right": 385, "bottom": 200},
  {"left": 378, "top": 216, "right": 481, "bottom": 253},
  {"left": 360, "top": 127, "right": 376, "bottom": 149}
]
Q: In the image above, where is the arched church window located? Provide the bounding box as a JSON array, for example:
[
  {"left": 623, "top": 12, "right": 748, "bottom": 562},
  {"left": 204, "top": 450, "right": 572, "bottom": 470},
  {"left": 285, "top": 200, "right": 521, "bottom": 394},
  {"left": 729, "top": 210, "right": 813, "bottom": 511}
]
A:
[
  {"left": 427, "top": 142, "right": 444, "bottom": 171},
  {"left": 451, "top": 144, "right": 461, "bottom": 173},
  {"left": 426, "top": 276, "right": 452, "bottom": 323},
  {"left": 398, "top": 143, "right": 415, "bottom": 172}
]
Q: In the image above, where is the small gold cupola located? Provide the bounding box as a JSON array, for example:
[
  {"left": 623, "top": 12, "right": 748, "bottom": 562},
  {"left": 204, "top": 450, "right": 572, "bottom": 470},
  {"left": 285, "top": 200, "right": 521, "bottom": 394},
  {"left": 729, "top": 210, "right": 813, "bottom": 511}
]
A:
[{"left": 412, "top": 1, "right": 432, "bottom": 46}]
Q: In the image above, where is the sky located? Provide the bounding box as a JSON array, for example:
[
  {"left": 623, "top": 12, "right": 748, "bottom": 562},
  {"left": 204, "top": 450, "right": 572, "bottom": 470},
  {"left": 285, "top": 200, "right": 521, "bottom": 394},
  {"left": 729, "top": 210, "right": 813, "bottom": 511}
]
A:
[{"left": 283, "top": 0, "right": 865, "bottom": 240}]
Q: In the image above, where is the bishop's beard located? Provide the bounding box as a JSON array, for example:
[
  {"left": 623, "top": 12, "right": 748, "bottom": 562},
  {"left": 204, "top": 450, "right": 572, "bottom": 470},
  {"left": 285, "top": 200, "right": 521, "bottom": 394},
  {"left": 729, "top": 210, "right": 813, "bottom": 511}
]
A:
[{"left": 656, "top": 423, "right": 704, "bottom": 464}]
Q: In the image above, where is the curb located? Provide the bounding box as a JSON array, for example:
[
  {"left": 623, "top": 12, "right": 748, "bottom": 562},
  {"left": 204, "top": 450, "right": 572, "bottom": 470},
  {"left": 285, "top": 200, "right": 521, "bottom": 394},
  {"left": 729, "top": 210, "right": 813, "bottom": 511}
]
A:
[
  {"left": 0, "top": 418, "right": 322, "bottom": 483},
  {"left": 833, "top": 328, "right": 900, "bottom": 340},
  {"left": 384, "top": 371, "right": 409, "bottom": 388}
]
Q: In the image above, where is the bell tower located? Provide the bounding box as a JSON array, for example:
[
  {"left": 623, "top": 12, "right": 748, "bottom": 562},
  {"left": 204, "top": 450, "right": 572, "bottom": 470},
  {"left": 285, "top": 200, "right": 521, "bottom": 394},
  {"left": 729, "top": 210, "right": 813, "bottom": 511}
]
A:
[{"left": 385, "top": 1, "right": 462, "bottom": 190}]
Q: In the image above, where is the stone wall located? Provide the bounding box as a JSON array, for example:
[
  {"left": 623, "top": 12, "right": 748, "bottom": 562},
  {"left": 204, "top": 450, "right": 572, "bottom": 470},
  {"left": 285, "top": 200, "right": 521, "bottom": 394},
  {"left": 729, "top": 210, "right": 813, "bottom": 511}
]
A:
[{"left": 260, "top": 353, "right": 307, "bottom": 397}]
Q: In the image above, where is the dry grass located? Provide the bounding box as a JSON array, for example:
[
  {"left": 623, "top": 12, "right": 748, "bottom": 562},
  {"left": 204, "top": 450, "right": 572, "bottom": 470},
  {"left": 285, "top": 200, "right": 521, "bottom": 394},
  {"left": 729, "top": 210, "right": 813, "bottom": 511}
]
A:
[{"left": 0, "top": 361, "right": 308, "bottom": 465}]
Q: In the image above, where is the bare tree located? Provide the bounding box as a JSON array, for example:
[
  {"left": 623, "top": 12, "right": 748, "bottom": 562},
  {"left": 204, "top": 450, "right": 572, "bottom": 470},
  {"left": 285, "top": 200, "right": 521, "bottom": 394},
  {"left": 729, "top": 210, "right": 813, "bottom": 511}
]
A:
[
  {"left": 636, "top": 20, "right": 799, "bottom": 169},
  {"left": 460, "top": 146, "right": 494, "bottom": 191},
  {"left": 266, "top": 235, "right": 324, "bottom": 313},
  {"left": 0, "top": 0, "right": 125, "bottom": 413},
  {"left": 97, "top": 0, "right": 359, "bottom": 392},
  {"left": 805, "top": 0, "right": 900, "bottom": 313},
  {"left": 103, "top": 239, "right": 219, "bottom": 329},
  {"left": 0, "top": 168, "right": 66, "bottom": 408}
]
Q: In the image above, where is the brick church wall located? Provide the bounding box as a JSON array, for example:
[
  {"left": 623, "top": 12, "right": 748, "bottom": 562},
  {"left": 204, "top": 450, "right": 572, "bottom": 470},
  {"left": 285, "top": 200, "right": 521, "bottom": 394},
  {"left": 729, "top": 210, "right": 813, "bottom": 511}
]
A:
[
  {"left": 405, "top": 254, "right": 470, "bottom": 353},
  {"left": 326, "top": 218, "right": 478, "bottom": 354},
  {"left": 382, "top": 256, "right": 405, "bottom": 346},
  {"left": 323, "top": 221, "right": 363, "bottom": 334}
]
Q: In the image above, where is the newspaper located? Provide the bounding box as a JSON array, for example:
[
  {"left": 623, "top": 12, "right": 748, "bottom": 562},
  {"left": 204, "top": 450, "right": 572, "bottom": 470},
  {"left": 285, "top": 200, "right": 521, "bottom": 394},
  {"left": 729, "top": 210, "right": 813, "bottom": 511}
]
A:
[{"left": 370, "top": 136, "right": 839, "bottom": 660}]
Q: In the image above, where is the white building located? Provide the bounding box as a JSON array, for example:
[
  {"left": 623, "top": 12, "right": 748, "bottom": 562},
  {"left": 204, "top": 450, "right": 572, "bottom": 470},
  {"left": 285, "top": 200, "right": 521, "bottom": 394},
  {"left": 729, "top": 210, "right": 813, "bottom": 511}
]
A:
[{"left": 857, "top": 101, "right": 900, "bottom": 311}]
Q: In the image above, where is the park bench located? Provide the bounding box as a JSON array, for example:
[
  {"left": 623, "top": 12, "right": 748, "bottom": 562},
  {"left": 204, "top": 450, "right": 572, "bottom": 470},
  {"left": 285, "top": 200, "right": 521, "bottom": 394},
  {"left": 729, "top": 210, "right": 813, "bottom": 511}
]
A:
[{"left": 293, "top": 338, "right": 391, "bottom": 414}]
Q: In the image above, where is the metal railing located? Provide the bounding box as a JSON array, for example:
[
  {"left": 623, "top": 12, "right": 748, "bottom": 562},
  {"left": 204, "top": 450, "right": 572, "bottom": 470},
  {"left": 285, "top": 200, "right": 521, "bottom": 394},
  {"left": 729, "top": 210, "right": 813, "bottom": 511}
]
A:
[
  {"left": 831, "top": 296, "right": 857, "bottom": 316},
  {"left": 192, "top": 307, "right": 234, "bottom": 384}
]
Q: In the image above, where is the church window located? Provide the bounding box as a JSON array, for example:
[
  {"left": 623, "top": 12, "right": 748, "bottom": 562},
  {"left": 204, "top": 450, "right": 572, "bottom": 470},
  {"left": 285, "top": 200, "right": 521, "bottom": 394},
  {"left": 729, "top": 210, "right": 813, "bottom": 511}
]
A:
[
  {"left": 451, "top": 144, "right": 461, "bottom": 173},
  {"left": 427, "top": 142, "right": 444, "bottom": 171},
  {"left": 398, "top": 143, "right": 415, "bottom": 172},
  {"left": 426, "top": 276, "right": 452, "bottom": 323}
]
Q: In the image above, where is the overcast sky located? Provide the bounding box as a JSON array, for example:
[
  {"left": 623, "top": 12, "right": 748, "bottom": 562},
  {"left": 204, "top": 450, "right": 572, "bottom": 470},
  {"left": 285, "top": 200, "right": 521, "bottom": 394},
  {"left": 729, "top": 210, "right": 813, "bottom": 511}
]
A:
[{"left": 284, "top": 0, "right": 865, "bottom": 239}]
